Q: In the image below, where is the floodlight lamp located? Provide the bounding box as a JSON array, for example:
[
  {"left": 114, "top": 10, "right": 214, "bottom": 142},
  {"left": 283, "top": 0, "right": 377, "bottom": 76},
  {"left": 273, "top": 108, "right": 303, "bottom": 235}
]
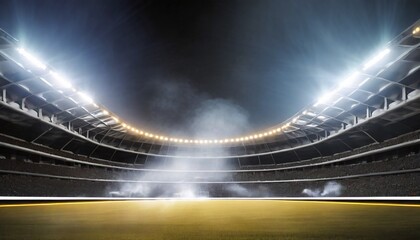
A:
[
  {"left": 77, "top": 91, "right": 94, "bottom": 104},
  {"left": 49, "top": 71, "right": 72, "bottom": 89},
  {"left": 338, "top": 72, "right": 359, "bottom": 89},
  {"left": 315, "top": 91, "right": 335, "bottom": 106},
  {"left": 112, "top": 116, "right": 119, "bottom": 123},
  {"left": 362, "top": 48, "right": 390, "bottom": 70},
  {"left": 16, "top": 48, "right": 47, "bottom": 70}
]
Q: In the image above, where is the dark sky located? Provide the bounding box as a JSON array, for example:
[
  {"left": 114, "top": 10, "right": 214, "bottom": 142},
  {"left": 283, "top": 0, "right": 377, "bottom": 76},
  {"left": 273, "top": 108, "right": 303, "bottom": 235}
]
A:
[{"left": 0, "top": 0, "right": 419, "bottom": 137}]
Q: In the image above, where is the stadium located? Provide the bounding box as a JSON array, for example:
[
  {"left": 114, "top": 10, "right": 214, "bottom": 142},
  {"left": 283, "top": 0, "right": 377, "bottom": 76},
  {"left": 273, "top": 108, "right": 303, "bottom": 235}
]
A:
[{"left": 0, "top": 20, "right": 419, "bottom": 199}]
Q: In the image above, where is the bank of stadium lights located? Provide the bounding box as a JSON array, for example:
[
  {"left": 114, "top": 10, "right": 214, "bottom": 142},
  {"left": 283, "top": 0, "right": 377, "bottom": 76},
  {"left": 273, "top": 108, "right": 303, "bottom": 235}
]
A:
[
  {"left": 16, "top": 48, "right": 47, "bottom": 70},
  {"left": 15, "top": 47, "right": 100, "bottom": 108},
  {"left": 314, "top": 48, "right": 391, "bottom": 107},
  {"left": 413, "top": 27, "right": 420, "bottom": 35},
  {"left": 362, "top": 48, "right": 390, "bottom": 71}
]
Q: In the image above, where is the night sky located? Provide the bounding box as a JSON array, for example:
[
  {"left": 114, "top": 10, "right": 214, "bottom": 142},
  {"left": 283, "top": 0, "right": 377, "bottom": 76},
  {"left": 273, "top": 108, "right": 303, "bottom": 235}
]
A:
[{"left": 0, "top": 0, "right": 419, "bottom": 138}]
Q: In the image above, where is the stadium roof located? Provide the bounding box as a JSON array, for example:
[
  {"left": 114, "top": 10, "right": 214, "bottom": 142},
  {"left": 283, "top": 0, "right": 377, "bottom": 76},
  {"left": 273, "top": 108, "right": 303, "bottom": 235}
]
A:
[{"left": 0, "top": 20, "right": 419, "bottom": 160}]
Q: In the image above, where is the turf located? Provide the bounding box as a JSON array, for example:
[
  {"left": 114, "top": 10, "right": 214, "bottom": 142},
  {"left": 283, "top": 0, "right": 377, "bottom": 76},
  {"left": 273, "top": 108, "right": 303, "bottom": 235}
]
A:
[{"left": 0, "top": 200, "right": 419, "bottom": 239}]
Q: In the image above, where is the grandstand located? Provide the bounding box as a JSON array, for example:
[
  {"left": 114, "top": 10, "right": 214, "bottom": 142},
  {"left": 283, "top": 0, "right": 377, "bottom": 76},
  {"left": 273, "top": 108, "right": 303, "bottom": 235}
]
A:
[{"left": 0, "top": 20, "right": 419, "bottom": 197}]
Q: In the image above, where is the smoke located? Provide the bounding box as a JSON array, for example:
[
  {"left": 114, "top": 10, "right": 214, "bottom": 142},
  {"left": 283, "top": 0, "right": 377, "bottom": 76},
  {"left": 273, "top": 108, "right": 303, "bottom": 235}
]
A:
[
  {"left": 109, "top": 79, "right": 263, "bottom": 198},
  {"left": 190, "top": 99, "right": 250, "bottom": 138},
  {"left": 109, "top": 183, "right": 209, "bottom": 198},
  {"left": 302, "top": 181, "right": 344, "bottom": 197},
  {"left": 225, "top": 184, "right": 272, "bottom": 197}
]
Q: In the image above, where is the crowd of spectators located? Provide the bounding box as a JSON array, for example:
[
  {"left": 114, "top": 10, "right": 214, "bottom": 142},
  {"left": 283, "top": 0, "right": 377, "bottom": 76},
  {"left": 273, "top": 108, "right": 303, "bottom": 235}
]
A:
[
  {"left": 0, "top": 149, "right": 419, "bottom": 184},
  {"left": 0, "top": 172, "right": 418, "bottom": 197}
]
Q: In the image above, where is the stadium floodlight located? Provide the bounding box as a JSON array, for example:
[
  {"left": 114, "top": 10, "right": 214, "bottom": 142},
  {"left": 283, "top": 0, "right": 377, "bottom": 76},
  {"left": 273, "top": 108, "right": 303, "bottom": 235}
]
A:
[
  {"left": 16, "top": 48, "right": 47, "bottom": 70},
  {"left": 77, "top": 91, "right": 94, "bottom": 104},
  {"left": 338, "top": 72, "right": 359, "bottom": 89},
  {"left": 314, "top": 90, "right": 337, "bottom": 107},
  {"left": 112, "top": 116, "right": 119, "bottom": 123},
  {"left": 49, "top": 71, "right": 72, "bottom": 89},
  {"left": 102, "top": 110, "right": 109, "bottom": 115},
  {"left": 362, "top": 48, "right": 390, "bottom": 70}
]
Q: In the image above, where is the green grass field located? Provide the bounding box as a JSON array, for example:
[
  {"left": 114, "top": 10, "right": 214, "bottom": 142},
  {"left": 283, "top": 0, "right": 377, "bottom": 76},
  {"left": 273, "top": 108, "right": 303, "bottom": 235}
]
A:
[{"left": 0, "top": 200, "right": 419, "bottom": 239}]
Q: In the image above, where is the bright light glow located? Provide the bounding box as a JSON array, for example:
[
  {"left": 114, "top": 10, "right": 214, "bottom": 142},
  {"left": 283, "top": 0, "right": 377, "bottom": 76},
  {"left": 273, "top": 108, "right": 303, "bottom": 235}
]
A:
[
  {"left": 49, "top": 71, "right": 72, "bottom": 89},
  {"left": 362, "top": 48, "right": 390, "bottom": 70},
  {"left": 314, "top": 90, "right": 338, "bottom": 107},
  {"left": 16, "top": 48, "right": 47, "bottom": 70},
  {"left": 112, "top": 116, "right": 119, "bottom": 123},
  {"left": 338, "top": 72, "right": 359, "bottom": 89},
  {"left": 77, "top": 91, "right": 94, "bottom": 104}
]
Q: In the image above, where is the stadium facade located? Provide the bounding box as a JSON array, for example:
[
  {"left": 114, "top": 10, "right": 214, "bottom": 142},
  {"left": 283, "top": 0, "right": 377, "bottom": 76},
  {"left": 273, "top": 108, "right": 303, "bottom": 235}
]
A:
[{"left": 0, "top": 20, "right": 419, "bottom": 197}]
